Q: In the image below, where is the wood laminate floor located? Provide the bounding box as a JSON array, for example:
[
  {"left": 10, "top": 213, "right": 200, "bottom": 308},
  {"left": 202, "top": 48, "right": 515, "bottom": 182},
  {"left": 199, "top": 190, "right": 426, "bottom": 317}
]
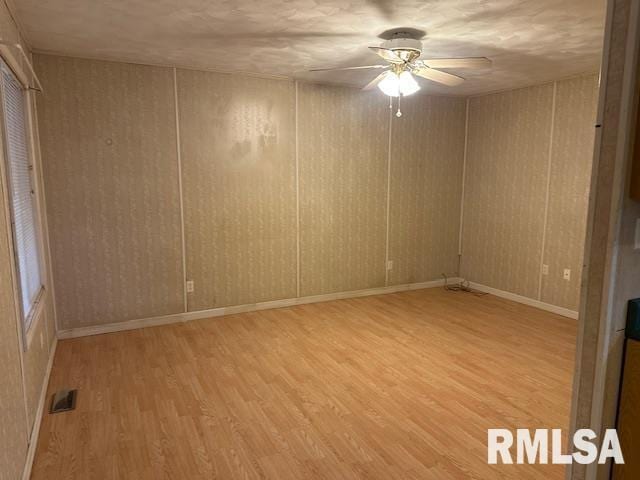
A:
[{"left": 32, "top": 288, "right": 577, "bottom": 479}]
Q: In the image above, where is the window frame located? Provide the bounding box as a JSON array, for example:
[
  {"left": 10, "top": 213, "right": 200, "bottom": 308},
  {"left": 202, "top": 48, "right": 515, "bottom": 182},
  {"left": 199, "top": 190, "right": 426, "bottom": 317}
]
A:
[{"left": 0, "top": 57, "right": 46, "bottom": 344}]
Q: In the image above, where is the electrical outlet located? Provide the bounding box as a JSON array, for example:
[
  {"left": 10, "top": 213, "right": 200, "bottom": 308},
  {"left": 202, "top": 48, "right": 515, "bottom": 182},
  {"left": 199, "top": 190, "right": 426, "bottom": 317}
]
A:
[
  {"left": 541, "top": 264, "right": 549, "bottom": 275},
  {"left": 186, "top": 280, "right": 194, "bottom": 293},
  {"left": 387, "top": 260, "right": 393, "bottom": 270},
  {"left": 563, "top": 269, "right": 571, "bottom": 281}
]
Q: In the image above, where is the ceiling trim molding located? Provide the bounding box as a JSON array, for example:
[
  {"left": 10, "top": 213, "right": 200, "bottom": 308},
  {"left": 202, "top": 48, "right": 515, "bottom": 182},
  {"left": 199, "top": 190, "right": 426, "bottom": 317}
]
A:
[
  {"left": 31, "top": 49, "right": 469, "bottom": 98},
  {"left": 466, "top": 70, "right": 601, "bottom": 99},
  {"left": 31, "top": 48, "right": 292, "bottom": 82},
  {"left": 32, "top": 49, "right": 602, "bottom": 100}
]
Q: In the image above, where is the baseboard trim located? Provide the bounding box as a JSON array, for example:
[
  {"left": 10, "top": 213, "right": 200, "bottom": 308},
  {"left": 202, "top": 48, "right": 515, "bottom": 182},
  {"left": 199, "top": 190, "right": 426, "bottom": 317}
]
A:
[
  {"left": 57, "top": 278, "right": 461, "bottom": 339},
  {"left": 468, "top": 282, "right": 579, "bottom": 319},
  {"left": 22, "top": 336, "right": 57, "bottom": 480}
]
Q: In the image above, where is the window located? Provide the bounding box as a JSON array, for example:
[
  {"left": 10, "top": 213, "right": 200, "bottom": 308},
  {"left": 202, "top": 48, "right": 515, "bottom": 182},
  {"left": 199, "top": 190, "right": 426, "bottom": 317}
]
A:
[{"left": 0, "top": 60, "right": 42, "bottom": 332}]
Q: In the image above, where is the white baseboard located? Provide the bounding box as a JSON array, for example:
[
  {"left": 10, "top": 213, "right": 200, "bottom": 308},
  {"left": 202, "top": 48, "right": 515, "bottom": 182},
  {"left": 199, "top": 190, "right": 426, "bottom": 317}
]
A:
[
  {"left": 56, "top": 277, "right": 578, "bottom": 339},
  {"left": 57, "top": 278, "right": 461, "bottom": 339},
  {"left": 22, "top": 336, "right": 57, "bottom": 480},
  {"left": 468, "top": 282, "right": 579, "bottom": 319}
]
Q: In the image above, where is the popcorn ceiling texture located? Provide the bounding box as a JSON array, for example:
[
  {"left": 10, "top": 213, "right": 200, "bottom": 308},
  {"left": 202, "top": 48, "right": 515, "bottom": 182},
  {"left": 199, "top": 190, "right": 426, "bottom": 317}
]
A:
[{"left": 15, "top": 0, "right": 605, "bottom": 95}]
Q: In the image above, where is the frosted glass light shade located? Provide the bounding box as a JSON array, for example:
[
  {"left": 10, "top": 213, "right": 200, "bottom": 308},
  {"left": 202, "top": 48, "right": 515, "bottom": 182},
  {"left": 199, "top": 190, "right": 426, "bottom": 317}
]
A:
[
  {"left": 398, "top": 71, "right": 420, "bottom": 96},
  {"left": 377, "top": 71, "right": 421, "bottom": 97},
  {"left": 377, "top": 71, "right": 399, "bottom": 97}
]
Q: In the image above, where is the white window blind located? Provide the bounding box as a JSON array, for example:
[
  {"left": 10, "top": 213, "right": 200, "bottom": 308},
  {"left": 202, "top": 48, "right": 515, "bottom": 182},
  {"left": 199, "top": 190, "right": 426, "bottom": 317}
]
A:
[{"left": 1, "top": 60, "right": 42, "bottom": 330}]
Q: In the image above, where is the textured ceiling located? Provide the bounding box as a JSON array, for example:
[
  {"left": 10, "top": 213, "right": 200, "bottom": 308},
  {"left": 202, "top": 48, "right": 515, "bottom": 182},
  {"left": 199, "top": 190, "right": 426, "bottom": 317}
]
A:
[{"left": 15, "top": 0, "right": 605, "bottom": 95}]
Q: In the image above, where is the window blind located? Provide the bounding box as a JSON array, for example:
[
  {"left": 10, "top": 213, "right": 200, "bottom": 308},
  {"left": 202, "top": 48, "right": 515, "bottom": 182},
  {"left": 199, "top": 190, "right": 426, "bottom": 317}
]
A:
[{"left": 1, "top": 60, "right": 42, "bottom": 329}]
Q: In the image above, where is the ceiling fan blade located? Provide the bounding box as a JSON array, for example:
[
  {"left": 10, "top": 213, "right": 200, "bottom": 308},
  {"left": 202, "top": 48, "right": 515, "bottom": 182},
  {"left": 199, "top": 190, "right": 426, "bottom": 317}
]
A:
[
  {"left": 309, "top": 65, "right": 388, "bottom": 72},
  {"left": 422, "top": 57, "right": 492, "bottom": 69},
  {"left": 363, "top": 71, "right": 389, "bottom": 90},
  {"left": 368, "top": 46, "right": 403, "bottom": 63},
  {"left": 412, "top": 67, "right": 465, "bottom": 86}
]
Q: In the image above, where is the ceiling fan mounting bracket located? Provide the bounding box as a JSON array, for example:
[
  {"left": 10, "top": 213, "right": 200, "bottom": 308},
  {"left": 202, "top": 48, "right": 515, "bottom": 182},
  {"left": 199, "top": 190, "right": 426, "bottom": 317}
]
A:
[
  {"left": 378, "top": 27, "right": 426, "bottom": 41},
  {"left": 381, "top": 37, "right": 422, "bottom": 52}
]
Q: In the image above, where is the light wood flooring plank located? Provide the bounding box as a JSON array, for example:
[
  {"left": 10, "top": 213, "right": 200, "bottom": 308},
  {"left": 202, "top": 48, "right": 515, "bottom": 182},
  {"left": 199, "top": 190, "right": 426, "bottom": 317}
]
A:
[{"left": 32, "top": 288, "right": 577, "bottom": 479}]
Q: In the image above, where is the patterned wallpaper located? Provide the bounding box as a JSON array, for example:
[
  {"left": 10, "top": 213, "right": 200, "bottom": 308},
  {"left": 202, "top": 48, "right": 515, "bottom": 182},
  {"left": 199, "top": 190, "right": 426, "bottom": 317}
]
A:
[
  {"left": 541, "top": 75, "right": 599, "bottom": 310},
  {"left": 462, "top": 76, "right": 598, "bottom": 310},
  {"left": 177, "top": 69, "right": 297, "bottom": 310},
  {"left": 34, "top": 53, "right": 597, "bottom": 330},
  {"left": 462, "top": 84, "right": 554, "bottom": 299},
  {"left": 298, "top": 83, "right": 389, "bottom": 296},
  {"left": 388, "top": 95, "right": 466, "bottom": 285},
  {"left": 35, "top": 56, "right": 185, "bottom": 329}
]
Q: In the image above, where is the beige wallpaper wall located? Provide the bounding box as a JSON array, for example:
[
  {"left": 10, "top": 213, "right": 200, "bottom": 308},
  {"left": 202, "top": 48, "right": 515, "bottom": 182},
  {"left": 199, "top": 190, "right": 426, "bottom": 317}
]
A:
[
  {"left": 35, "top": 55, "right": 467, "bottom": 328},
  {"left": 462, "top": 75, "right": 599, "bottom": 311},
  {"left": 541, "top": 75, "right": 599, "bottom": 310},
  {"left": 35, "top": 56, "right": 185, "bottom": 329},
  {"left": 388, "top": 95, "right": 466, "bottom": 285},
  {"left": 298, "top": 83, "right": 389, "bottom": 296},
  {"left": 462, "top": 84, "right": 554, "bottom": 299},
  {"left": 177, "top": 69, "right": 297, "bottom": 310},
  {"left": 34, "top": 52, "right": 597, "bottom": 330}
]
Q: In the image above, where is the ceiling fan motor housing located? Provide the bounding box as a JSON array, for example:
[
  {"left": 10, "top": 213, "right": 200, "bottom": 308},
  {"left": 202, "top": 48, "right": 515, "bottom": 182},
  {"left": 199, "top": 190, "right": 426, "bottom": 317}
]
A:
[{"left": 381, "top": 37, "right": 423, "bottom": 62}]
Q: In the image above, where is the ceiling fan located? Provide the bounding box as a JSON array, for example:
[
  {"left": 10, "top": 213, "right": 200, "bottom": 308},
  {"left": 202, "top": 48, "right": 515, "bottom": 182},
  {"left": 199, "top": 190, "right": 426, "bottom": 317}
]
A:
[{"left": 310, "top": 31, "right": 491, "bottom": 114}]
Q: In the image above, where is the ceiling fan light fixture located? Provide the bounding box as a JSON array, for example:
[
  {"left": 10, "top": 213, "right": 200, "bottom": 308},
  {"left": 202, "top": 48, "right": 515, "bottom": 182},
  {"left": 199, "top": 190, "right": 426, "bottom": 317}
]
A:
[
  {"left": 398, "top": 71, "right": 420, "bottom": 96},
  {"left": 311, "top": 35, "right": 491, "bottom": 95},
  {"left": 377, "top": 70, "right": 420, "bottom": 97},
  {"left": 377, "top": 71, "right": 400, "bottom": 97}
]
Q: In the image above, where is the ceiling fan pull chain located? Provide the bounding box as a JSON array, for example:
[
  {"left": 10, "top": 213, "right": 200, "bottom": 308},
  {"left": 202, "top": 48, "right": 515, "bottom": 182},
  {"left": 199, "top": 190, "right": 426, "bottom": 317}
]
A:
[{"left": 396, "top": 94, "right": 403, "bottom": 117}]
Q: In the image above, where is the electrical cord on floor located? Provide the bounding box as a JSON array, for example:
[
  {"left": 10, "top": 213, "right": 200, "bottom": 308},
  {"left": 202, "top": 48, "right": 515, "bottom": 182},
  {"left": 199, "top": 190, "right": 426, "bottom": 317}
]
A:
[{"left": 442, "top": 273, "right": 488, "bottom": 296}]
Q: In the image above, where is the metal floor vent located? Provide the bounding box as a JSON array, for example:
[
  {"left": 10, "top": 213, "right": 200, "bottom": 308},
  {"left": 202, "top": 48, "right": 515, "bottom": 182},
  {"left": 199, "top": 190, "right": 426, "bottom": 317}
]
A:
[{"left": 49, "top": 389, "right": 77, "bottom": 414}]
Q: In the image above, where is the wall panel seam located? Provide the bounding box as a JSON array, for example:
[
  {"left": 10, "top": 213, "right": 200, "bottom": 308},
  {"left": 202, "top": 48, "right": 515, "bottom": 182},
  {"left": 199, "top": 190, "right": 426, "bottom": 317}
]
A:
[
  {"left": 173, "top": 67, "right": 188, "bottom": 312},
  {"left": 458, "top": 98, "right": 470, "bottom": 271},
  {"left": 538, "top": 81, "right": 558, "bottom": 301},
  {"left": 384, "top": 103, "right": 392, "bottom": 286},
  {"left": 295, "top": 81, "right": 300, "bottom": 298}
]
